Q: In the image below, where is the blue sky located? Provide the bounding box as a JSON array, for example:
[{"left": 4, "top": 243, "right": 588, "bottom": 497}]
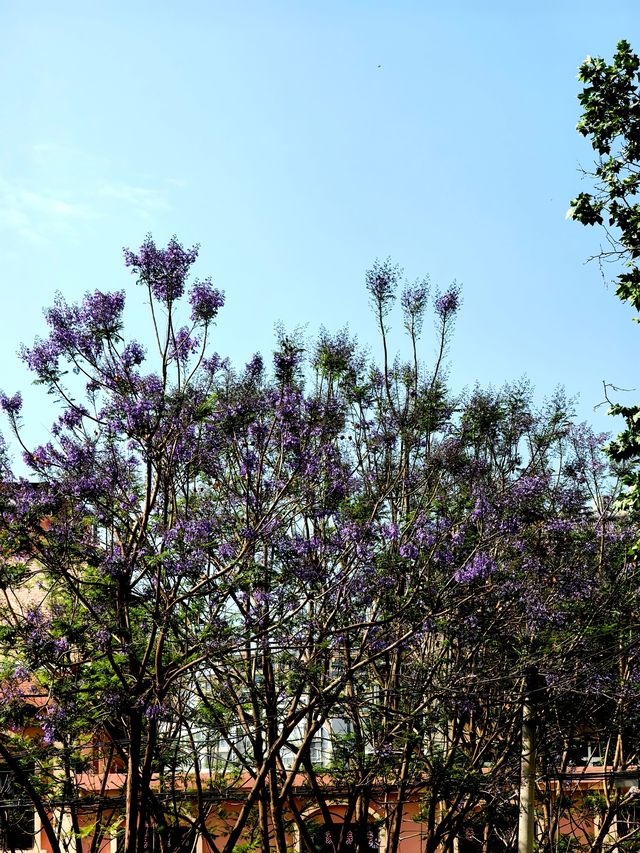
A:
[{"left": 2, "top": 1, "right": 640, "bottom": 451}]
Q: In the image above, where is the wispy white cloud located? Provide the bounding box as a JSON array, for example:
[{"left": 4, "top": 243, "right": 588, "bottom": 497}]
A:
[
  {"left": 99, "top": 182, "right": 170, "bottom": 215},
  {"left": 166, "top": 177, "right": 188, "bottom": 189},
  {"left": 19, "top": 190, "right": 94, "bottom": 219},
  {"left": 0, "top": 177, "right": 95, "bottom": 242},
  {"left": 0, "top": 204, "right": 40, "bottom": 243},
  {"left": 0, "top": 145, "right": 179, "bottom": 242}
]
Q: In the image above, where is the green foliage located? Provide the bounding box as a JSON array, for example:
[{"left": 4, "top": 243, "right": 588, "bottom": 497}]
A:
[{"left": 571, "top": 39, "right": 640, "bottom": 535}]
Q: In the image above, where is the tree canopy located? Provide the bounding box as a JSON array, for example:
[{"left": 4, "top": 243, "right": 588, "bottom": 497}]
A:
[
  {"left": 570, "top": 39, "right": 640, "bottom": 539},
  {"left": 0, "top": 238, "right": 638, "bottom": 853}
]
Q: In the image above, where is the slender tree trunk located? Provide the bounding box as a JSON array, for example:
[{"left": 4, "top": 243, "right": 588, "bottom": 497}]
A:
[
  {"left": 518, "top": 684, "right": 536, "bottom": 853},
  {"left": 386, "top": 772, "right": 409, "bottom": 853},
  {"left": 124, "top": 715, "right": 142, "bottom": 853},
  {"left": 258, "top": 788, "right": 271, "bottom": 853},
  {"left": 268, "top": 768, "right": 288, "bottom": 853},
  {"left": 62, "top": 748, "right": 83, "bottom": 853}
]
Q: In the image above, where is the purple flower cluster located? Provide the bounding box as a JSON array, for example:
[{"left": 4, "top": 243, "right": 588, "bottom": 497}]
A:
[
  {"left": 203, "top": 353, "right": 228, "bottom": 374},
  {"left": 122, "top": 341, "right": 145, "bottom": 368},
  {"left": 101, "top": 373, "right": 164, "bottom": 438},
  {"left": 170, "top": 327, "right": 200, "bottom": 364},
  {"left": 454, "top": 552, "right": 496, "bottom": 583},
  {"left": 435, "top": 284, "right": 461, "bottom": 318},
  {"left": 412, "top": 514, "right": 437, "bottom": 548},
  {"left": 0, "top": 391, "right": 22, "bottom": 416},
  {"left": 20, "top": 338, "right": 59, "bottom": 382},
  {"left": 102, "top": 549, "right": 128, "bottom": 577},
  {"left": 13, "top": 664, "right": 30, "bottom": 682},
  {"left": 124, "top": 235, "right": 199, "bottom": 305},
  {"left": 273, "top": 342, "right": 303, "bottom": 384},
  {"left": 38, "top": 701, "right": 72, "bottom": 745},
  {"left": 217, "top": 542, "right": 236, "bottom": 560},
  {"left": 51, "top": 406, "right": 88, "bottom": 436},
  {"left": 399, "top": 542, "right": 419, "bottom": 559},
  {"left": 401, "top": 278, "right": 429, "bottom": 333},
  {"left": 246, "top": 353, "right": 264, "bottom": 377},
  {"left": 365, "top": 258, "right": 401, "bottom": 312},
  {"left": 188, "top": 278, "right": 225, "bottom": 322},
  {"left": 20, "top": 289, "right": 127, "bottom": 386},
  {"left": 511, "top": 474, "right": 546, "bottom": 502},
  {"left": 49, "top": 290, "right": 126, "bottom": 349},
  {"left": 21, "top": 608, "right": 73, "bottom": 664},
  {"left": 381, "top": 522, "right": 399, "bottom": 541},
  {"left": 471, "top": 492, "right": 491, "bottom": 522},
  {"left": 95, "top": 627, "right": 111, "bottom": 650},
  {"left": 145, "top": 700, "right": 164, "bottom": 721},
  {"left": 80, "top": 290, "right": 126, "bottom": 334}
]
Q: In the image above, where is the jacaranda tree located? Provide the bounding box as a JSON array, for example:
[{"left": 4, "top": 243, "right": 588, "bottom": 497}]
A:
[{"left": 0, "top": 238, "right": 637, "bottom": 853}]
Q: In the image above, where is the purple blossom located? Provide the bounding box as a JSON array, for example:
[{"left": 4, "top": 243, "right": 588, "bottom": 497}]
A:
[
  {"left": 454, "top": 552, "right": 496, "bottom": 583},
  {"left": 399, "top": 542, "right": 419, "bottom": 559},
  {"left": 451, "top": 527, "right": 465, "bottom": 546},
  {"left": 47, "top": 290, "right": 125, "bottom": 355},
  {"left": 401, "top": 280, "right": 429, "bottom": 316},
  {"left": 246, "top": 353, "right": 264, "bottom": 377},
  {"left": 102, "top": 551, "right": 127, "bottom": 577},
  {"left": 0, "top": 392, "right": 23, "bottom": 415},
  {"left": 203, "top": 353, "right": 228, "bottom": 374},
  {"left": 19, "top": 288, "right": 127, "bottom": 386},
  {"left": 53, "top": 407, "right": 87, "bottom": 434},
  {"left": 545, "top": 518, "right": 576, "bottom": 533},
  {"left": 273, "top": 339, "right": 303, "bottom": 383},
  {"left": 38, "top": 702, "right": 71, "bottom": 745},
  {"left": 366, "top": 626, "right": 388, "bottom": 653},
  {"left": 145, "top": 701, "right": 162, "bottom": 721},
  {"left": 20, "top": 337, "right": 62, "bottom": 381},
  {"left": 13, "top": 665, "right": 30, "bottom": 681},
  {"left": 80, "top": 290, "right": 125, "bottom": 334},
  {"left": 455, "top": 696, "right": 478, "bottom": 716},
  {"left": 95, "top": 627, "right": 111, "bottom": 650},
  {"left": 435, "top": 284, "right": 461, "bottom": 318},
  {"left": 471, "top": 491, "right": 490, "bottom": 521},
  {"left": 54, "top": 637, "right": 70, "bottom": 654},
  {"left": 217, "top": 542, "right": 236, "bottom": 560},
  {"left": 365, "top": 259, "right": 401, "bottom": 313},
  {"left": 382, "top": 523, "right": 399, "bottom": 541},
  {"left": 239, "top": 451, "right": 257, "bottom": 477},
  {"left": 401, "top": 278, "right": 429, "bottom": 334},
  {"left": 102, "top": 373, "right": 164, "bottom": 436},
  {"left": 124, "top": 235, "right": 199, "bottom": 304},
  {"left": 413, "top": 515, "right": 437, "bottom": 548},
  {"left": 512, "top": 475, "right": 546, "bottom": 502},
  {"left": 188, "top": 278, "right": 225, "bottom": 322},
  {"left": 170, "top": 327, "right": 200, "bottom": 363},
  {"left": 103, "top": 691, "right": 125, "bottom": 711},
  {"left": 122, "top": 341, "right": 145, "bottom": 368},
  {"left": 253, "top": 589, "right": 271, "bottom": 605}
]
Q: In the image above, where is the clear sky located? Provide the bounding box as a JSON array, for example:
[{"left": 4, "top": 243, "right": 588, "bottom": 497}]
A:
[{"left": 2, "top": 0, "right": 640, "bottom": 452}]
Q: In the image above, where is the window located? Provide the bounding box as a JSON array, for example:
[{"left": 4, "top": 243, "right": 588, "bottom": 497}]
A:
[{"left": 567, "top": 738, "right": 603, "bottom": 767}]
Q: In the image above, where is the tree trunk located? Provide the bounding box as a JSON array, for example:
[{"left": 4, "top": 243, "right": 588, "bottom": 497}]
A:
[
  {"left": 124, "top": 715, "right": 142, "bottom": 853},
  {"left": 518, "top": 685, "right": 536, "bottom": 853}
]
